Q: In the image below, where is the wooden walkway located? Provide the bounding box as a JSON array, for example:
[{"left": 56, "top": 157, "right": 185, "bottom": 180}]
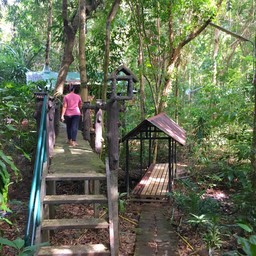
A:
[
  {"left": 38, "top": 123, "right": 110, "bottom": 255},
  {"left": 132, "top": 163, "right": 186, "bottom": 200},
  {"left": 49, "top": 123, "right": 105, "bottom": 175},
  {"left": 134, "top": 203, "right": 179, "bottom": 256},
  {"left": 132, "top": 163, "right": 169, "bottom": 199}
]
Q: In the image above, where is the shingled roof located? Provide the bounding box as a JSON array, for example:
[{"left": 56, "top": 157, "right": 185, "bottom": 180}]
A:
[{"left": 122, "top": 112, "right": 186, "bottom": 145}]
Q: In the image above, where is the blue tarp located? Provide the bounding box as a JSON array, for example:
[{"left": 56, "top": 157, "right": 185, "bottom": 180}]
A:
[{"left": 26, "top": 65, "right": 80, "bottom": 88}]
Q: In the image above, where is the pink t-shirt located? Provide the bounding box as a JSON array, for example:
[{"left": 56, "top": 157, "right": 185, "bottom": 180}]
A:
[{"left": 63, "top": 92, "right": 82, "bottom": 116}]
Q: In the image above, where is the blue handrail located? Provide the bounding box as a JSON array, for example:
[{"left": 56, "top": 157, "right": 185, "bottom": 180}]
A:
[{"left": 25, "top": 94, "right": 48, "bottom": 246}]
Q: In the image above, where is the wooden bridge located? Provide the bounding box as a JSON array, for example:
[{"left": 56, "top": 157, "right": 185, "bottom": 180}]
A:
[
  {"left": 35, "top": 123, "right": 185, "bottom": 255},
  {"left": 26, "top": 67, "right": 186, "bottom": 255},
  {"left": 37, "top": 124, "right": 111, "bottom": 255}
]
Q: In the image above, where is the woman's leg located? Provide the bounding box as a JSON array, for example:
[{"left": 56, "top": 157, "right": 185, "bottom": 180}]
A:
[
  {"left": 64, "top": 115, "right": 72, "bottom": 141},
  {"left": 70, "top": 115, "right": 80, "bottom": 143}
]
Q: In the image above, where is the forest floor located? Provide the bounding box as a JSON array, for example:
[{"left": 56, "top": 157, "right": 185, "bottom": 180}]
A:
[{"left": 1, "top": 158, "right": 239, "bottom": 256}]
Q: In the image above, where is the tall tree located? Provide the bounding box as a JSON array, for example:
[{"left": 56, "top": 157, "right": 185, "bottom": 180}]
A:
[
  {"left": 44, "top": 0, "right": 52, "bottom": 70},
  {"left": 102, "top": 0, "right": 122, "bottom": 102},
  {"left": 129, "top": 1, "right": 146, "bottom": 120},
  {"left": 79, "top": 0, "right": 88, "bottom": 102},
  {"left": 159, "top": 0, "right": 223, "bottom": 113},
  {"left": 54, "top": 0, "right": 79, "bottom": 96},
  {"left": 54, "top": 0, "right": 102, "bottom": 96},
  {"left": 128, "top": 0, "right": 223, "bottom": 116}
]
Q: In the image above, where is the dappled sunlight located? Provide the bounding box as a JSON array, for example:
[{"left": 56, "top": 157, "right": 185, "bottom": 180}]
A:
[
  {"left": 149, "top": 177, "right": 165, "bottom": 183},
  {"left": 70, "top": 148, "right": 94, "bottom": 155},
  {"left": 53, "top": 148, "right": 65, "bottom": 153},
  {"left": 202, "top": 188, "right": 229, "bottom": 201}
]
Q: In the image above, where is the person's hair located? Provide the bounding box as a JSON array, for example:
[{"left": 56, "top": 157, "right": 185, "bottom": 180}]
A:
[{"left": 69, "top": 84, "right": 75, "bottom": 92}]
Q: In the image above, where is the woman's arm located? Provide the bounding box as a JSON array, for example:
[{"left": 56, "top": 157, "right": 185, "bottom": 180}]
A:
[{"left": 61, "top": 102, "right": 67, "bottom": 122}]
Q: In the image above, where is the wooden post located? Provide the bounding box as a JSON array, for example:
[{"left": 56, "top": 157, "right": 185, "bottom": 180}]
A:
[
  {"left": 107, "top": 100, "right": 119, "bottom": 170},
  {"left": 105, "top": 65, "right": 138, "bottom": 255},
  {"left": 54, "top": 100, "right": 60, "bottom": 137},
  {"left": 140, "top": 132, "right": 143, "bottom": 179},
  {"left": 95, "top": 103, "right": 103, "bottom": 154},
  {"left": 125, "top": 139, "right": 129, "bottom": 196},
  {"left": 168, "top": 137, "right": 171, "bottom": 193},
  {"left": 174, "top": 141, "right": 177, "bottom": 178},
  {"left": 106, "top": 158, "right": 119, "bottom": 256},
  {"left": 47, "top": 97, "right": 55, "bottom": 161},
  {"left": 106, "top": 98, "right": 119, "bottom": 256},
  {"left": 148, "top": 127, "right": 152, "bottom": 167},
  {"left": 83, "top": 101, "right": 91, "bottom": 141},
  {"left": 94, "top": 180, "right": 100, "bottom": 218}
]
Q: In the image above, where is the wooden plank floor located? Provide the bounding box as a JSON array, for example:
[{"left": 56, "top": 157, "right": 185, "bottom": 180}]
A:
[
  {"left": 49, "top": 123, "right": 105, "bottom": 175},
  {"left": 132, "top": 163, "right": 170, "bottom": 199}
]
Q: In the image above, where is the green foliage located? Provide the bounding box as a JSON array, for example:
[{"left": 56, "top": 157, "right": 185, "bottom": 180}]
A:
[
  {"left": 0, "top": 149, "right": 17, "bottom": 214},
  {"left": 187, "top": 214, "right": 223, "bottom": 253},
  {"left": 118, "top": 192, "right": 127, "bottom": 214},
  {"left": 0, "top": 237, "right": 47, "bottom": 256},
  {"left": 234, "top": 224, "right": 256, "bottom": 256},
  {"left": 0, "top": 82, "right": 37, "bottom": 153},
  {"left": 0, "top": 81, "right": 37, "bottom": 220},
  {"left": 0, "top": 44, "right": 27, "bottom": 84},
  {"left": 172, "top": 179, "right": 220, "bottom": 216},
  {"left": 203, "top": 222, "right": 222, "bottom": 253}
]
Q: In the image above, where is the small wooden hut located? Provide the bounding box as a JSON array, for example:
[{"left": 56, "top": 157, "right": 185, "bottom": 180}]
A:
[{"left": 122, "top": 112, "right": 186, "bottom": 201}]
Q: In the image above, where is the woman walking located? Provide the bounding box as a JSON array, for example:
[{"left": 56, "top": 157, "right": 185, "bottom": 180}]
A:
[{"left": 61, "top": 84, "right": 82, "bottom": 147}]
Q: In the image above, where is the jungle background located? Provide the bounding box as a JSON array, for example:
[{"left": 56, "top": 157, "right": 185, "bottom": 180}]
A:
[{"left": 0, "top": 0, "right": 256, "bottom": 255}]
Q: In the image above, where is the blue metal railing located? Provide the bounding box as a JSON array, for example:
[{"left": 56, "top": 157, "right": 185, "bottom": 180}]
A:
[{"left": 25, "top": 94, "right": 48, "bottom": 246}]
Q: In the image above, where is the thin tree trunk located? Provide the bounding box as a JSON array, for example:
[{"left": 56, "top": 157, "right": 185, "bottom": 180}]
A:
[
  {"left": 54, "top": 0, "right": 79, "bottom": 96},
  {"left": 138, "top": 34, "right": 145, "bottom": 120},
  {"left": 158, "top": 1, "right": 223, "bottom": 113},
  {"left": 79, "top": 0, "right": 88, "bottom": 102},
  {"left": 102, "top": 0, "right": 122, "bottom": 102},
  {"left": 213, "top": 28, "right": 220, "bottom": 84},
  {"left": 174, "top": 70, "right": 179, "bottom": 121},
  {"left": 158, "top": 15, "right": 213, "bottom": 113},
  {"left": 45, "top": 0, "right": 52, "bottom": 69},
  {"left": 136, "top": 3, "right": 145, "bottom": 121},
  {"left": 251, "top": 45, "right": 256, "bottom": 189}
]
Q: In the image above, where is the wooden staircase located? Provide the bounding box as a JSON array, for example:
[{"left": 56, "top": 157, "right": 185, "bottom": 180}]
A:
[{"left": 37, "top": 171, "right": 110, "bottom": 256}]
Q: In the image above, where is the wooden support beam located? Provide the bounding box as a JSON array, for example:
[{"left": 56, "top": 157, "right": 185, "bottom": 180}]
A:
[{"left": 106, "top": 158, "right": 119, "bottom": 256}]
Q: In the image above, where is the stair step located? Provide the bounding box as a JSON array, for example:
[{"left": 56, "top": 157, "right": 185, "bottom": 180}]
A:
[
  {"left": 44, "top": 194, "right": 108, "bottom": 204},
  {"left": 46, "top": 172, "right": 106, "bottom": 181},
  {"left": 38, "top": 244, "right": 110, "bottom": 256},
  {"left": 42, "top": 218, "right": 109, "bottom": 231}
]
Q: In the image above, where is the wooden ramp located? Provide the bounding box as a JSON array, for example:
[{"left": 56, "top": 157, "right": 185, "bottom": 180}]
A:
[
  {"left": 132, "top": 163, "right": 187, "bottom": 201},
  {"left": 132, "top": 163, "right": 170, "bottom": 200},
  {"left": 37, "top": 123, "right": 110, "bottom": 255}
]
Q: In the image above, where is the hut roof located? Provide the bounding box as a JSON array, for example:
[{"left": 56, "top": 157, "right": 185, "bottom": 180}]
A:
[
  {"left": 108, "top": 64, "right": 139, "bottom": 83},
  {"left": 122, "top": 112, "right": 186, "bottom": 145}
]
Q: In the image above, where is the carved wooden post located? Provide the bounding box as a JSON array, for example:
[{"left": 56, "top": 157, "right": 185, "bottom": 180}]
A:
[
  {"left": 106, "top": 83, "right": 119, "bottom": 256},
  {"left": 82, "top": 101, "right": 91, "bottom": 141},
  {"left": 34, "top": 93, "right": 45, "bottom": 134},
  {"left": 106, "top": 65, "right": 138, "bottom": 256},
  {"left": 95, "top": 99, "right": 103, "bottom": 154},
  {"left": 47, "top": 97, "right": 56, "bottom": 160},
  {"left": 82, "top": 65, "right": 138, "bottom": 256}
]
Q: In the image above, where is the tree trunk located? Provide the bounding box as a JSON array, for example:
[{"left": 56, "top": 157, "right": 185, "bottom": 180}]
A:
[
  {"left": 158, "top": 10, "right": 213, "bottom": 113},
  {"left": 45, "top": 0, "right": 52, "bottom": 68},
  {"left": 102, "top": 0, "right": 122, "bottom": 102},
  {"left": 54, "top": 0, "right": 79, "bottom": 96},
  {"left": 213, "top": 28, "right": 220, "bottom": 84},
  {"left": 79, "top": 0, "right": 88, "bottom": 102},
  {"left": 251, "top": 56, "right": 256, "bottom": 189},
  {"left": 136, "top": 3, "right": 145, "bottom": 121},
  {"left": 138, "top": 34, "right": 146, "bottom": 121}
]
